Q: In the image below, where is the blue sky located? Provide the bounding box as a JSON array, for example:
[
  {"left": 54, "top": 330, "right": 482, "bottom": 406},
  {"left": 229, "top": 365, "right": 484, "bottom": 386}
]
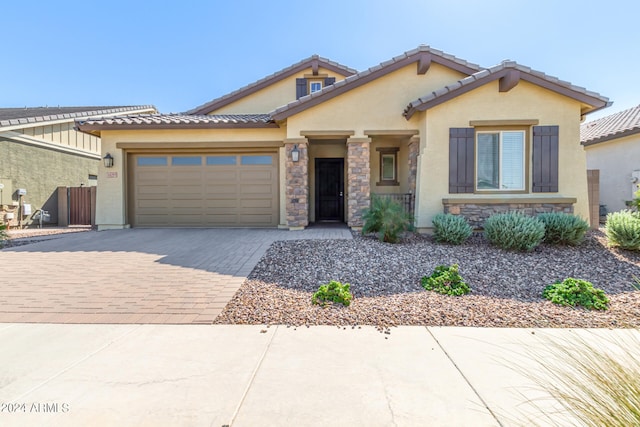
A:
[{"left": 2, "top": 0, "right": 638, "bottom": 120}]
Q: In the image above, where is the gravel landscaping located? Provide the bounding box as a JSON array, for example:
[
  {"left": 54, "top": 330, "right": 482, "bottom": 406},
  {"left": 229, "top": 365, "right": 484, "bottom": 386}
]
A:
[{"left": 215, "top": 230, "right": 640, "bottom": 329}]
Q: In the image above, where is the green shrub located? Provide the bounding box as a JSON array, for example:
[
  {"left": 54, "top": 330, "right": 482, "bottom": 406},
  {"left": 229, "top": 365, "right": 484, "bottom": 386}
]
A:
[
  {"left": 537, "top": 212, "right": 589, "bottom": 246},
  {"left": 0, "top": 224, "right": 7, "bottom": 248},
  {"left": 605, "top": 210, "right": 640, "bottom": 250},
  {"left": 432, "top": 213, "right": 473, "bottom": 245},
  {"left": 362, "top": 195, "right": 414, "bottom": 243},
  {"left": 421, "top": 264, "right": 470, "bottom": 296},
  {"left": 312, "top": 280, "right": 353, "bottom": 307},
  {"left": 543, "top": 278, "right": 609, "bottom": 310},
  {"left": 483, "top": 212, "right": 545, "bottom": 252}
]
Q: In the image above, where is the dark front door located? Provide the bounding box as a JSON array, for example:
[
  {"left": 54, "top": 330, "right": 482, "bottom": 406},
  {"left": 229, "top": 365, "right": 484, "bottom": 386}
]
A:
[{"left": 315, "top": 158, "right": 344, "bottom": 222}]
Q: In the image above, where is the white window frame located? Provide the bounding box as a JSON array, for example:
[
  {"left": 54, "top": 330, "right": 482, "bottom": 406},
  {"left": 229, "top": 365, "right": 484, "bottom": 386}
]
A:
[
  {"left": 309, "top": 81, "right": 323, "bottom": 93},
  {"left": 475, "top": 130, "right": 526, "bottom": 192}
]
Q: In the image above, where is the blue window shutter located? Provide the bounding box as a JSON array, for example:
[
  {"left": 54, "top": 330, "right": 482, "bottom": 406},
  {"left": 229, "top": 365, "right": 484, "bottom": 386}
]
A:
[{"left": 324, "top": 77, "right": 336, "bottom": 86}]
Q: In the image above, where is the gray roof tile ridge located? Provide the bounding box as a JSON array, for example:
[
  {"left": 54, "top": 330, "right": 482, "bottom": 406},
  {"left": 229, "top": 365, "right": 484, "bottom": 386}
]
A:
[
  {"left": 581, "top": 104, "right": 640, "bottom": 143},
  {"left": 0, "top": 105, "right": 155, "bottom": 128}
]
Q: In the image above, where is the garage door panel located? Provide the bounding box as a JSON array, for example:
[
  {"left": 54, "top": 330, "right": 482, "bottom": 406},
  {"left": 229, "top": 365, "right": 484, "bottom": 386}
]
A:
[
  {"left": 204, "top": 185, "right": 238, "bottom": 195},
  {"left": 131, "top": 152, "right": 278, "bottom": 227},
  {"left": 239, "top": 214, "right": 275, "bottom": 225}
]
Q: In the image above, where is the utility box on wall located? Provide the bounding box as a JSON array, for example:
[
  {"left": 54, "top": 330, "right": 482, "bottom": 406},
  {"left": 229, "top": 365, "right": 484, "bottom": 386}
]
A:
[{"left": 0, "top": 179, "right": 13, "bottom": 205}]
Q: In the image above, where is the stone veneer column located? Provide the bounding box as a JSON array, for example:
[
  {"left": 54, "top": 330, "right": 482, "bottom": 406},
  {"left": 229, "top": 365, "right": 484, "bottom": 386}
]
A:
[
  {"left": 285, "top": 138, "right": 309, "bottom": 229},
  {"left": 346, "top": 137, "right": 371, "bottom": 228},
  {"left": 407, "top": 136, "right": 419, "bottom": 195}
]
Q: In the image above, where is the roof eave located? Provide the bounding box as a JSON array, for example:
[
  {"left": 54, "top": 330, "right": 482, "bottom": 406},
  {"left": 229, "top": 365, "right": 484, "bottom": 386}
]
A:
[
  {"left": 581, "top": 125, "right": 640, "bottom": 147},
  {"left": 271, "top": 50, "right": 481, "bottom": 121},
  {"left": 186, "top": 57, "right": 357, "bottom": 115},
  {"left": 75, "top": 120, "right": 279, "bottom": 136},
  {"left": 403, "top": 68, "right": 610, "bottom": 120}
]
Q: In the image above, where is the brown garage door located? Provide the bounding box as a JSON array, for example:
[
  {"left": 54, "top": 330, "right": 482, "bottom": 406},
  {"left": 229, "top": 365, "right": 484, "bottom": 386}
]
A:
[{"left": 130, "top": 153, "right": 278, "bottom": 227}]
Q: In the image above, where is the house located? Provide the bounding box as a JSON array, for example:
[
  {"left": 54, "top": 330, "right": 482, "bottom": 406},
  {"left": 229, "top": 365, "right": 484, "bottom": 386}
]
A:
[
  {"left": 582, "top": 104, "right": 640, "bottom": 214},
  {"left": 75, "top": 46, "right": 609, "bottom": 231},
  {"left": 0, "top": 105, "right": 156, "bottom": 227}
]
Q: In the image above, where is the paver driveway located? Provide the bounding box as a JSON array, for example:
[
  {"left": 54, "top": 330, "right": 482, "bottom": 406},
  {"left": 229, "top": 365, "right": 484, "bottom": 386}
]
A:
[{"left": 0, "top": 228, "right": 351, "bottom": 324}]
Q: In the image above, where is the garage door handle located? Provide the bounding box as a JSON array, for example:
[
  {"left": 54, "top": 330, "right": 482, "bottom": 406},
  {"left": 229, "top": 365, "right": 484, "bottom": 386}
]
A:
[{"left": 339, "top": 192, "right": 343, "bottom": 197}]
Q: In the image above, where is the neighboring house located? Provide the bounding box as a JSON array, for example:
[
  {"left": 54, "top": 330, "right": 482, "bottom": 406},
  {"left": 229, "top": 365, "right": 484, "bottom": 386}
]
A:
[
  {"left": 0, "top": 105, "right": 155, "bottom": 227},
  {"left": 582, "top": 104, "right": 640, "bottom": 214},
  {"left": 76, "top": 46, "right": 609, "bottom": 231}
]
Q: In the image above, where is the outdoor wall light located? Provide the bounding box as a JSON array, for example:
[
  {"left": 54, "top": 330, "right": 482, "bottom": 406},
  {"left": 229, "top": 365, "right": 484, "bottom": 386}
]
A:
[
  {"left": 103, "top": 153, "right": 114, "bottom": 168},
  {"left": 291, "top": 144, "right": 300, "bottom": 162}
]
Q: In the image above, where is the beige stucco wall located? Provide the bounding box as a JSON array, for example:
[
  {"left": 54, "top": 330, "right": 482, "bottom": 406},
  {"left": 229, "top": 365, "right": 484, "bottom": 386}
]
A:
[
  {"left": 210, "top": 67, "right": 351, "bottom": 115},
  {"left": 415, "top": 80, "right": 588, "bottom": 229},
  {"left": 96, "top": 128, "right": 286, "bottom": 229},
  {"left": 285, "top": 63, "right": 466, "bottom": 138},
  {"left": 585, "top": 132, "right": 640, "bottom": 213}
]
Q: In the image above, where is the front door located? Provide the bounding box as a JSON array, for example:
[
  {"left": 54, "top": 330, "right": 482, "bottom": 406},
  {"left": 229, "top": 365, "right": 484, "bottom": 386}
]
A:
[{"left": 315, "top": 158, "right": 344, "bottom": 222}]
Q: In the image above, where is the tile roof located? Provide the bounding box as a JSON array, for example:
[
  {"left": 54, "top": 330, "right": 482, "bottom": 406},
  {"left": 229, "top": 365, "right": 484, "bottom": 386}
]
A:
[
  {"left": 0, "top": 106, "right": 156, "bottom": 128},
  {"left": 76, "top": 114, "right": 277, "bottom": 134},
  {"left": 581, "top": 104, "right": 640, "bottom": 146},
  {"left": 186, "top": 55, "right": 357, "bottom": 115},
  {"left": 270, "top": 45, "right": 482, "bottom": 120},
  {"left": 403, "top": 61, "right": 610, "bottom": 119}
]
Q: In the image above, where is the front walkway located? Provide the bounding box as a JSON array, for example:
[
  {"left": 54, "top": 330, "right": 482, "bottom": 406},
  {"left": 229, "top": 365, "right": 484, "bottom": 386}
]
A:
[{"left": 0, "top": 227, "right": 352, "bottom": 324}]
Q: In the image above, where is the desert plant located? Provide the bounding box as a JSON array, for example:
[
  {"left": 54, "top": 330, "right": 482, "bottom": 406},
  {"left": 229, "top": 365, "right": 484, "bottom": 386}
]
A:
[
  {"left": 432, "top": 213, "right": 473, "bottom": 245},
  {"left": 0, "top": 224, "right": 7, "bottom": 248},
  {"left": 421, "top": 264, "right": 470, "bottom": 296},
  {"left": 483, "top": 212, "right": 545, "bottom": 252},
  {"left": 361, "top": 194, "right": 414, "bottom": 243},
  {"left": 537, "top": 212, "right": 589, "bottom": 246},
  {"left": 543, "top": 278, "right": 609, "bottom": 310},
  {"left": 605, "top": 210, "right": 640, "bottom": 250},
  {"left": 511, "top": 331, "right": 640, "bottom": 427},
  {"left": 312, "top": 280, "right": 353, "bottom": 307}
]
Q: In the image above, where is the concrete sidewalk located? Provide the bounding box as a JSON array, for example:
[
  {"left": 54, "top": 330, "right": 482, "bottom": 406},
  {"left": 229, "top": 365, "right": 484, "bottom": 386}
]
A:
[{"left": 2, "top": 324, "right": 635, "bottom": 426}]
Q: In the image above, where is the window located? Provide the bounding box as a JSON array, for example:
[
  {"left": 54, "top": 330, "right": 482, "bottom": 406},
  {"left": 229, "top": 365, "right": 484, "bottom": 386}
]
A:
[
  {"left": 476, "top": 131, "right": 525, "bottom": 191},
  {"left": 206, "top": 156, "right": 236, "bottom": 165},
  {"left": 376, "top": 147, "right": 399, "bottom": 186},
  {"left": 137, "top": 156, "right": 167, "bottom": 166},
  {"left": 309, "top": 81, "right": 322, "bottom": 93},
  {"left": 172, "top": 156, "right": 202, "bottom": 166},
  {"left": 241, "top": 155, "right": 272, "bottom": 165}
]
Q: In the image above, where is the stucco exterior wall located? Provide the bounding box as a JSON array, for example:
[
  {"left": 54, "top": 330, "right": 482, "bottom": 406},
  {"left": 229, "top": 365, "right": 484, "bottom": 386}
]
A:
[
  {"left": 585, "top": 133, "right": 640, "bottom": 213},
  {"left": 97, "top": 128, "right": 286, "bottom": 229},
  {"left": 0, "top": 138, "right": 97, "bottom": 226},
  {"left": 285, "top": 63, "right": 465, "bottom": 138},
  {"left": 210, "top": 67, "right": 351, "bottom": 115},
  {"left": 415, "top": 80, "right": 588, "bottom": 229}
]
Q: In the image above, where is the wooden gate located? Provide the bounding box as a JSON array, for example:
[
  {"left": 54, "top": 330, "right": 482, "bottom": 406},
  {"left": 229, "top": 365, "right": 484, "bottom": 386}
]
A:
[{"left": 58, "top": 186, "right": 96, "bottom": 226}]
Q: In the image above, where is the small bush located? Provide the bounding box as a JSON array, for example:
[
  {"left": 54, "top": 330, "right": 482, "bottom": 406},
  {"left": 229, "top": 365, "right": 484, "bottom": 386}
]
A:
[
  {"left": 537, "top": 212, "right": 589, "bottom": 246},
  {"left": 0, "top": 224, "right": 7, "bottom": 248},
  {"left": 483, "top": 212, "right": 545, "bottom": 252},
  {"left": 312, "top": 280, "right": 353, "bottom": 307},
  {"left": 432, "top": 213, "right": 473, "bottom": 245},
  {"left": 421, "top": 264, "right": 470, "bottom": 296},
  {"left": 605, "top": 210, "right": 640, "bottom": 250},
  {"left": 543, "top": 278, "right": 609, "bottom": 310},
  {"left": 362, "top": 195, "right": 414, "bottom": 243}
]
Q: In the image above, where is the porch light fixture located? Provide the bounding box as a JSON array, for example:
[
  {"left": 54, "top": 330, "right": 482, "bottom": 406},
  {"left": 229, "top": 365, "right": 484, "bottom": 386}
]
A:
[
  {"left": 291, "top": 144, "right": 300, "bottom": 162},
  {"left": 103, "top": 153, "right": 114, "bottom": 168}
]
